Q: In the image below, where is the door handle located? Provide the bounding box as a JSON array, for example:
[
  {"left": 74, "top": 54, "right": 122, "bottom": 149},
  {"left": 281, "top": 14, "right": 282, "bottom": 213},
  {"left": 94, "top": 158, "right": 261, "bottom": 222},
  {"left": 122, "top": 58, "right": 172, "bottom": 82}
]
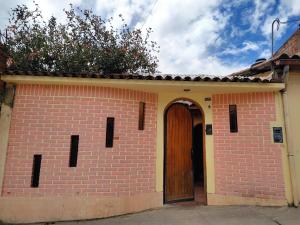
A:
[{"left": 191, "top": 148, "right": 194, "bottom": 159}]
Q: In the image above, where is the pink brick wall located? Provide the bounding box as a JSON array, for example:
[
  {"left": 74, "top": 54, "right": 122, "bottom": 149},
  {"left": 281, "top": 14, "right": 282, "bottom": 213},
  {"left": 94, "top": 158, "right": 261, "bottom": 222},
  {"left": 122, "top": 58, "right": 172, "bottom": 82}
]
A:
[
  {"left": 2, "top": 84, "right": 157, "bottom": 197},
  {"left": 212, "top": 92, "right": 285, "bottom": 200}
]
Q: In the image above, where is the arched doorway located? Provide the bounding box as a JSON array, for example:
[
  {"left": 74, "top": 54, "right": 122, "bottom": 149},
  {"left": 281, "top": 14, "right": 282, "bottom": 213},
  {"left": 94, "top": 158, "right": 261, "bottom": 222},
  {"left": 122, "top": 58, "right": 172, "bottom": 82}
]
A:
[{"left": 164, "top": 99, "right": 206, "bottom": 204}]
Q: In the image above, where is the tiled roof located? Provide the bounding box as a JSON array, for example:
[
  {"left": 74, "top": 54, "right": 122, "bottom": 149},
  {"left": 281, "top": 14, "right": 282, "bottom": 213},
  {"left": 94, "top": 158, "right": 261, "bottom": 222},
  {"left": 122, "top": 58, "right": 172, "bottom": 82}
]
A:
[
  {"left": 276, "top": 54, "right": 300, "bottom": 60},
  {"left": 0, "top": 69, "right": 282, "bottom": 83},
  {"left": 229, "top": 54, "right": 300, "bottom": 78}
]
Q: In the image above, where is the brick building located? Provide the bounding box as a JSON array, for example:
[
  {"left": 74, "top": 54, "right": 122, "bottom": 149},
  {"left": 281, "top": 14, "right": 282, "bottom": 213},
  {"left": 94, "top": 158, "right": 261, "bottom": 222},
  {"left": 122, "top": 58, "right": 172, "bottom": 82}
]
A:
[
  {"left": 0, "top": 32, "right": 299, "bottom": 223},
  {"left": 274, "top": 28, "right": 300, "bottom": 58}
]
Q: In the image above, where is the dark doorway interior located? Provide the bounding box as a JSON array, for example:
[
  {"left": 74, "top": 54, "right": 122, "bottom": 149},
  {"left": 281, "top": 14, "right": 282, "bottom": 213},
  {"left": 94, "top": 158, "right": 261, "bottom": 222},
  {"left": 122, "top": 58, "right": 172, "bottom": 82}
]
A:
[
  {"left": 193, "top": 123, "right": 203, "bottom": 184},
  {"left": 190, "top": 106, "right": 205, "bottom": 204}
]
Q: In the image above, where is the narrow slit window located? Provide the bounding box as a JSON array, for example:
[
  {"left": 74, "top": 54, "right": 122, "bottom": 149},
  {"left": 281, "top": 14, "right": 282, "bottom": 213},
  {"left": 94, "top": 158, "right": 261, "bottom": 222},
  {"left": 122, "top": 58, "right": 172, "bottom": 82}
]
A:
[
  {"left": 138, "top": 102, "right": 145, "bottom": 130},
  {"left": 229, "top": 104, "right": 238, "bottom": 133},
  {"left": 106, "top": 117, "right": 115, "bottom": 147},
  {"left": 69, "top": 135, "right": 79, "bottom": 167},
  {"left": 31, "top": 154, "right": 42, "bottom": 188}
]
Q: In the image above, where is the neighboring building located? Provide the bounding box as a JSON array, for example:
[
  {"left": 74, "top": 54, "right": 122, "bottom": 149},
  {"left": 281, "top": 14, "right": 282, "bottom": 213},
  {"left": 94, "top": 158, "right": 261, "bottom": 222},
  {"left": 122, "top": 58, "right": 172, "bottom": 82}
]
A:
[
  {"left": 0, "top": 31, "right": 299, "bottom": 224},
  {"left": 273, "top": 28, "right": 300, "bottom": 58}
]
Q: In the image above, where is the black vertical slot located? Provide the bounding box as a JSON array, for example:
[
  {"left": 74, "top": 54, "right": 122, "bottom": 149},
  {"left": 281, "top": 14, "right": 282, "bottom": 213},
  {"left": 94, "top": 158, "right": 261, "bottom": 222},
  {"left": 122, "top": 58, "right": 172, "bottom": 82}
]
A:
[
  {"left": 138, "top": 102, "right": 145, "bottom": 130},
  {"left": 31, "top": 154, "right": 42, "bottom": 188},
  {"left": 69, "top": 135, "right": 79, "bottom": 167},
  {"left": 229, "top": 104, "right": 238, "bottom": 133},
  {"left": 106, "top": 117, "right": 115, "bottom": 147}
]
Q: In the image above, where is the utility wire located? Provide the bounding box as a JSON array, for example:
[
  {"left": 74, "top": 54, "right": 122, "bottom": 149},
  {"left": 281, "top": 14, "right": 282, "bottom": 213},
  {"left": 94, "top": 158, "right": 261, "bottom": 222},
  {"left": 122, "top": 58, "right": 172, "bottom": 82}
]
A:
[
  {"left": 279, "top": 18, "right": 300, "bottom": 24},
  {"left": 272, "top": 17, "right": 300, "bottom": 57}
]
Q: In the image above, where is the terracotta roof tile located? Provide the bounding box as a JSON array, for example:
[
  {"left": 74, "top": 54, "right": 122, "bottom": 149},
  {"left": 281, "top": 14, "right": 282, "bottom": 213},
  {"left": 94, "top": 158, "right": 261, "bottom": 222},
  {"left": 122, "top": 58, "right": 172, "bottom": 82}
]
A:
[
  {"left": 0, "top": 69, "right": 284, "bottom": 83},
  {"left": 228, "top": 54, "right": 300, "bottom": 78}
]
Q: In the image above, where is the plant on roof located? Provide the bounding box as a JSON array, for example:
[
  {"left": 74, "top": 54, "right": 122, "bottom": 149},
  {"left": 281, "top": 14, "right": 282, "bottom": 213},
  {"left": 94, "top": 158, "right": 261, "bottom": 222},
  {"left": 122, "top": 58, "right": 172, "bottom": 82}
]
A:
[{"left": 0, "top": 2, "right": 159, "bottom": 74}]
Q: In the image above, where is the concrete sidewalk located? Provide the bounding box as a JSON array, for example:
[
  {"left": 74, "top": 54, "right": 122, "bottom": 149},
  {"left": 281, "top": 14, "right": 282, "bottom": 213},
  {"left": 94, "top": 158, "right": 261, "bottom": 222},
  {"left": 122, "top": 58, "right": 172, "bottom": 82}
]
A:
[{"left": 34, "top": 205, "right": 300, "bottom": 225}]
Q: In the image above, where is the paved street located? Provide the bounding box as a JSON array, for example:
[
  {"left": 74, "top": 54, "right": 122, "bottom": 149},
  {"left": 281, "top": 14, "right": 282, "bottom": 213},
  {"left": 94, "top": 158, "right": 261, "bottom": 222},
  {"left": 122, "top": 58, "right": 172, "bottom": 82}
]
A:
[{"left": 30, "top": 205, "right": 300, "bottom": 225}]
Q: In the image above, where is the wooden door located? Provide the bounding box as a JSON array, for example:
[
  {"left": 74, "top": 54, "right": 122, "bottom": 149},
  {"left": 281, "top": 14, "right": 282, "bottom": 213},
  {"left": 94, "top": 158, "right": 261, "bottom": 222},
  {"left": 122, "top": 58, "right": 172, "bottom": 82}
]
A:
[{"left": 165, "top": 103, "right": 194, "bottom": 202}]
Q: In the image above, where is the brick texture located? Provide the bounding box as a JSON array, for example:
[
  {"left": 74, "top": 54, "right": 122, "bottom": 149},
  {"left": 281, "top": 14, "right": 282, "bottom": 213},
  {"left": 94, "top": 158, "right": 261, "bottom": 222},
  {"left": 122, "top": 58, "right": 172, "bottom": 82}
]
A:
[
  {"left": 212, "top": 92, "right": 285, "bottom": 200},
  {"left": 2, "top": 84, "right": 158, "bottom": 197},
  {"left": 274, "top": 28, "right": 300, "bottom": 57}
]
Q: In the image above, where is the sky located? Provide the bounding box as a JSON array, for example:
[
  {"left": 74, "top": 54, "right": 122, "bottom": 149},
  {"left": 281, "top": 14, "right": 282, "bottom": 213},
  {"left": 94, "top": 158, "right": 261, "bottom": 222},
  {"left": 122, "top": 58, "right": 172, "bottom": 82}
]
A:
[{"left": 0, "top": 0, "right": 299, "bottom": 76}]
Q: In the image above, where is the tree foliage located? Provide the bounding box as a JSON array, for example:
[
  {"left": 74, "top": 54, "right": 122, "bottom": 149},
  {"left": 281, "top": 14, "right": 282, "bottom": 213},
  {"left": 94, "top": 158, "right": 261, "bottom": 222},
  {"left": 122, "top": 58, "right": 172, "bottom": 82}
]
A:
[{"left": 1, "top": 3, "right": 159, "bottom": 74}]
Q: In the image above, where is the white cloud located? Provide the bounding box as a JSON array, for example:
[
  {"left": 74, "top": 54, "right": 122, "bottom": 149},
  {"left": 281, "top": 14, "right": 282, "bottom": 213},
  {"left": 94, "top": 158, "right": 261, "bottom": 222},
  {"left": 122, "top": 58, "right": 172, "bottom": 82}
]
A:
[
  {"left": 0, "top": 0, "right": 26, "bottom": 29},
  {"left": 4, "top": 0, "right": 298, "bottom": 76},
  {"left": 95, "top": 0, "right": 153, "bottom": 28},
  {"left": 222, "top": 41, "right": 260, "bottom": 55},
  {"left": 254, "top": 0, "right": 300, "bottom": 39},
  {"left": 259, "top": 49, "right": 271, "bottom": 59},
  {"left": 280, "top": 0, "right": 300, "bottom": 16},
  {"left": 0, "top": 0, "right": 83, "bottom": 29},
  {"left": 249, "top": 0, "right": 275, "bottom": 33},
  {"left": 135, "top": 0, "right": 245, "bottom": 75},
  {"left": 29, "top": 0, "right": 84, "bottom": 25}
]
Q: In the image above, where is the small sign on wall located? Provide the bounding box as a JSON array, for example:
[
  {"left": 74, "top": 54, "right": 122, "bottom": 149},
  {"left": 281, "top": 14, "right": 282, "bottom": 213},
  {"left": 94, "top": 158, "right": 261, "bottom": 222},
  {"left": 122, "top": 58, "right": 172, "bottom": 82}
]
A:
[
  {"left": 206, "top": 124, "right": 213, "bottom": 135},
  {"left": 273, "top": 127, "right": 283, "bottom": 143}
]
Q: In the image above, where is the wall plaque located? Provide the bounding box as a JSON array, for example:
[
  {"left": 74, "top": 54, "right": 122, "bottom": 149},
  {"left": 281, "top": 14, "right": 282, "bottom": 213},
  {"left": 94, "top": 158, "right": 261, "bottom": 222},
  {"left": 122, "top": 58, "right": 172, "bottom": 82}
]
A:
[
  {"left": 206, "top": 124, "right": 213, "bottom": 135},
  {"left": 273, "top": 127, "right": 283, "bottom": 143}
]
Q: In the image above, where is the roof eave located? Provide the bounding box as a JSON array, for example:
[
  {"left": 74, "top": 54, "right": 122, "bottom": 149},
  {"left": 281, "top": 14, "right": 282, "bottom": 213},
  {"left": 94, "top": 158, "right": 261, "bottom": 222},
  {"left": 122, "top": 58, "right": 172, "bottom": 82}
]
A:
[
  {"left": 275, "top": 59, "right": 300, "bottom": 66},
  {"left": 0, "top": 74, "right": 285, "bottom": 94}
]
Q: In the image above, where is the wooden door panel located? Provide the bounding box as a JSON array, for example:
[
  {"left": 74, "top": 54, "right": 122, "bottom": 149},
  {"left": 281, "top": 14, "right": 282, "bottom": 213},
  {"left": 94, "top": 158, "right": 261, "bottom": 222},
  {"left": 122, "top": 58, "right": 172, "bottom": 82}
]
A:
[{"left": 165, "top": 104, "right": 193, "bottom": 202}]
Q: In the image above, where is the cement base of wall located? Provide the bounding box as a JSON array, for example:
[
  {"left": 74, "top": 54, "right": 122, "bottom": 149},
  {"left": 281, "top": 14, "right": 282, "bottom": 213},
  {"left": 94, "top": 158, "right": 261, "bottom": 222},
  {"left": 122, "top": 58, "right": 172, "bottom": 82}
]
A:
[
  {"left": 207, "top": 193, "right": 287, "bottom": 206},
  {"left": 0, "top": 192, "right": 163, "bottom": 224},
  {"left": 0, "top": 192, "right": 288, "bottom": 224}
]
